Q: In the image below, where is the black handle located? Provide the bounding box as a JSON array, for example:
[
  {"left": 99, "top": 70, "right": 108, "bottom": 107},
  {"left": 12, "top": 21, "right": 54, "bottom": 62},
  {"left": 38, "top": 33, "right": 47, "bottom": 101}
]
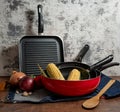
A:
[
  {"left": 75, "top": 44, "right": 89, "bottom": 62},
  {"left": 38, "top": 4, "right": 44, "bottom": 34},
  {"left": 98, "top": 62, "right": 120, "bottom": 71},
  {"left": 90, "top": 55, "right": 114, "bottom": 70}
]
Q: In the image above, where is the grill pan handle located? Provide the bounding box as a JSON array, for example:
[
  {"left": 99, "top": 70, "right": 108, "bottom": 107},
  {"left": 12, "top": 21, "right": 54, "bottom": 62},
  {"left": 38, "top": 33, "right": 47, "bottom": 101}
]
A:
[{"left": 38, "top": 4, "right": 44, "bottom": 34}]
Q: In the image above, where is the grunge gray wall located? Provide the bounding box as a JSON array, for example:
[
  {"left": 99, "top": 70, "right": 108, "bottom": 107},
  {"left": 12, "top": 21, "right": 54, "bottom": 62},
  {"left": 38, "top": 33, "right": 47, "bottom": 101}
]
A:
[{"left": 0, "top": 0, "right": 120, "bottom": 76}]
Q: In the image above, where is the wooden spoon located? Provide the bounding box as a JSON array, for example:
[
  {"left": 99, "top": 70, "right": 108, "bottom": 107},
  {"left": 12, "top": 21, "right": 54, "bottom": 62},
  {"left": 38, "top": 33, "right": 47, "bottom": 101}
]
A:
[{"left": 82, "top": 79, "right": 115, "bottom": 109}]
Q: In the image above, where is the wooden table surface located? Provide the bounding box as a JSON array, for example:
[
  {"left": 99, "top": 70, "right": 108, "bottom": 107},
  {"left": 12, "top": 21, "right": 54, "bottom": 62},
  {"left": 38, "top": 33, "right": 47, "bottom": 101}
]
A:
[{"left": 0, "top": 76, "right": 120, "bottom": 112}]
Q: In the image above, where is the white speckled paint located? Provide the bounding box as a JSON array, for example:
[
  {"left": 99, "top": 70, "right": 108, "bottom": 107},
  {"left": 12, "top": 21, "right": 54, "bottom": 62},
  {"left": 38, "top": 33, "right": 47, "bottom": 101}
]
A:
[{"left": 0, "top": 0, "right": 120, "bottom": 76}]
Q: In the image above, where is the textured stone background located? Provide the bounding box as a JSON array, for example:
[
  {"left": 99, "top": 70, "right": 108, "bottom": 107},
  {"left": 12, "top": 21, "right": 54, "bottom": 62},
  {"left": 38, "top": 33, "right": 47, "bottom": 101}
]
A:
[{"left": 0, "top": 0, "right": 120, "bottom": 76}]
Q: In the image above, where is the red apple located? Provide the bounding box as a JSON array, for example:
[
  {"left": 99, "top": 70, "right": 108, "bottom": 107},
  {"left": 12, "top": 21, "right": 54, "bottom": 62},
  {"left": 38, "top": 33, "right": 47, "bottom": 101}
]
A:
[{"left": 19, "top": 76, "right": 34, "bottom": 92}]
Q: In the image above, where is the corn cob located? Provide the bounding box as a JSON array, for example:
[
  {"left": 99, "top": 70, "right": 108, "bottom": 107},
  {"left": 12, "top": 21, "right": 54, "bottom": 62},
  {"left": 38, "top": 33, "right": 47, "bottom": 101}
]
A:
[
  {"left": 46, "top": 63, "right": 65, "bottom": 80},
  {"left": 67, "top": 69, "right": 81, "bottom": 80}
]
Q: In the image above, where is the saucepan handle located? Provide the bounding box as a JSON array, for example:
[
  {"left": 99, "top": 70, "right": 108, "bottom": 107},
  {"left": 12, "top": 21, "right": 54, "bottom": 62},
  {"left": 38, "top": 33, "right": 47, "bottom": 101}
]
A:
[
  {"left": 90, "top": 55, "right": 114, "bottom": 70},
  {"left": 75, "top": 44, "right": 89, "bottom": 62},
  {"left": 97, "top": 62, "right": 120, "bottom": 71}
]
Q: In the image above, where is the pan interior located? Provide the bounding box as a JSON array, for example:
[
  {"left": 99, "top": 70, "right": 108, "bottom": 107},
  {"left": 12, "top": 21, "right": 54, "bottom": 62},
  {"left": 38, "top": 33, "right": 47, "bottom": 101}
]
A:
[{"left": 59, "top": 67, "right": 90, "bottom": 80}]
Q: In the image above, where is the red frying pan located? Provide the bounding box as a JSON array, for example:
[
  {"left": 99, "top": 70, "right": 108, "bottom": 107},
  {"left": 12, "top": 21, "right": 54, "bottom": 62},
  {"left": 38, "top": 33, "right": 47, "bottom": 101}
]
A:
[
  {"left": 40, "top": 56, "right": 119, "bottom": 96},
  {"left": 40, "top": 63, "right": 119, "bottom": 96}
]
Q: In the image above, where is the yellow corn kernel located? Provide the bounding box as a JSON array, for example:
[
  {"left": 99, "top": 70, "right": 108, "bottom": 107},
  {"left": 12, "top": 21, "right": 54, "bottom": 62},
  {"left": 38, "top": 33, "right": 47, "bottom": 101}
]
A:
[
  {"left": 67, "top": 69, "right": 80, "bottom": 80},
  {"left": 46, "top": 63, "right": 65, "bottom": 80}
]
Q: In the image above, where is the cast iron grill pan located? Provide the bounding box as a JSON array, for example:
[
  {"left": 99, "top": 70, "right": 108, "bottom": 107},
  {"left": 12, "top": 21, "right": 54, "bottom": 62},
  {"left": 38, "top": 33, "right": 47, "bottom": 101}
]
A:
[{"left": 19, "top": 36, "right": 64, "bottom": 75}]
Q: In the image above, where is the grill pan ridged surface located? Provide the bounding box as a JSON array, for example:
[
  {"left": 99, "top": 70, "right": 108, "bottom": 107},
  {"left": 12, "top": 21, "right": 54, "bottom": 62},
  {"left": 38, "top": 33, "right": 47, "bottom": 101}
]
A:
[{"left": 19, "top": 36, "right": 64, "bottom": 75}]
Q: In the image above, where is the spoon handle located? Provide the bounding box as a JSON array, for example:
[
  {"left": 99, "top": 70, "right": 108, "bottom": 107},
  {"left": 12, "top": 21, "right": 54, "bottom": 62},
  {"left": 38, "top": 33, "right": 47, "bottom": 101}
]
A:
[{"left": 97, "top": 80, "right": 115, "bottom": 98}]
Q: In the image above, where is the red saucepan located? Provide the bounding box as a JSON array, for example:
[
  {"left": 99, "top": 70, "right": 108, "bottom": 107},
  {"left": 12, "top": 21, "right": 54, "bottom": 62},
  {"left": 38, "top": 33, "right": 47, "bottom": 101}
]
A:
[{"left": 40, "top": 56, "right": 119, "bottom": 96}]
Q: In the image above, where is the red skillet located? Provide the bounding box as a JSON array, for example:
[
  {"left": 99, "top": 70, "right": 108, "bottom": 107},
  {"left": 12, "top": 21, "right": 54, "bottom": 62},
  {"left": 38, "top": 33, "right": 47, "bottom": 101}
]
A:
[{"left": 40, "top": 56, "right": 119, "bottom": 96}]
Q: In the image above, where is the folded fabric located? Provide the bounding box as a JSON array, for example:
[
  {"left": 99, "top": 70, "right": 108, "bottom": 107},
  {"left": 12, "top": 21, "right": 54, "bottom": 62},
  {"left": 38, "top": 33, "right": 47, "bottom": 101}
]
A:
[
  {"left": 96, "top": 74, "right": 120, "bottom": 98},
  {"left": 6, "top": 74, "right": 120, "bottom": 103}
]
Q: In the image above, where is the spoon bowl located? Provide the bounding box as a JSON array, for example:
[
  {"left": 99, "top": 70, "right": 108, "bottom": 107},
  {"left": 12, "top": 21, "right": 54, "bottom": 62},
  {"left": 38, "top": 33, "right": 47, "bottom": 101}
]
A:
[{"left": 82, "top": 79, "right": 115, "bottom": 109}]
